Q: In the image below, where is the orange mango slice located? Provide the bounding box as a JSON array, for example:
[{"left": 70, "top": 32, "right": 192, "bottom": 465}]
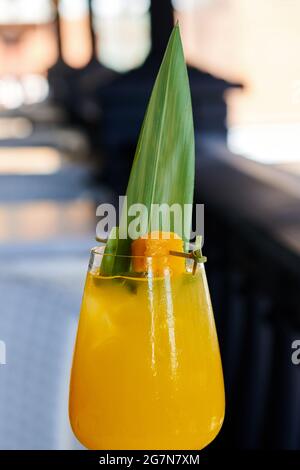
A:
[{"left": 131, "top": 231, "right": 185, "bottom": 275}]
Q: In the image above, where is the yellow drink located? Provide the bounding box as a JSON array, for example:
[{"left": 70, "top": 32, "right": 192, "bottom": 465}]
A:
[{"left": 69, "top": 260, "right": 225, "bottom": 450}]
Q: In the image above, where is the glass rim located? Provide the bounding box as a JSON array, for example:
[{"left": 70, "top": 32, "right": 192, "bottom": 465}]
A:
[{"left": 91, "top": 245, "right": 205, "bottom": 263}]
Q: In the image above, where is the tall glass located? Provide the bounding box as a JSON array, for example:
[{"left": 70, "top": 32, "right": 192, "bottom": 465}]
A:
[{"left": 69, "top": 247, "right": 225, "bottom": 450}]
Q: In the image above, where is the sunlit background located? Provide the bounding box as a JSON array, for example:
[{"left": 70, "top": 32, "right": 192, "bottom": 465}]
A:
[{"left": 0, "top": 0, "right": 299, "bottom": 450}]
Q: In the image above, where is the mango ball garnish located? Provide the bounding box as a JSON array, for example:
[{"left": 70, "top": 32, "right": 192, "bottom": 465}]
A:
[{"left": 131, "top": 231, "right": 185, "bottom": 275}]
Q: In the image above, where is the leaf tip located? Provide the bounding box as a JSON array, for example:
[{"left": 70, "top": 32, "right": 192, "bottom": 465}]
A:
[{"left": 170, "top": 21, "right": 183, "bottom": 54}]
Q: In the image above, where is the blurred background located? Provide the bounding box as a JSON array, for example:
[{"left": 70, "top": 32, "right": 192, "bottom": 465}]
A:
[{"left": 0, "top": 0, "right": 299, "bottom": 450}]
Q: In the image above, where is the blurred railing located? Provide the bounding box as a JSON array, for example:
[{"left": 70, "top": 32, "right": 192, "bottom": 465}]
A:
[{"left": 197, "top": 136, "right": 300, "bottom": 449}]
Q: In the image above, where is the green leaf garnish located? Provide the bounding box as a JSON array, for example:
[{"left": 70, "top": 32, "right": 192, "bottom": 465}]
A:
[{"left": 101, "top": 24, "right": 195, "bottom": 275}]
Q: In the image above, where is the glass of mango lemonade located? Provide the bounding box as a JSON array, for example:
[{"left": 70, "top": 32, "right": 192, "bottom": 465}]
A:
[{"left": 69, "top": 234, "right": 225, "bottom": 450}]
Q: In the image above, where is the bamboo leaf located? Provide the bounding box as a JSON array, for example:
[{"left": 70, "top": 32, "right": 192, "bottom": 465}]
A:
[
  {"left": 102, "top": 25, "right": 195, "bottom": 275},
  {"left": 99, "top": 227, "right": 121, "bottom": 275}
]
